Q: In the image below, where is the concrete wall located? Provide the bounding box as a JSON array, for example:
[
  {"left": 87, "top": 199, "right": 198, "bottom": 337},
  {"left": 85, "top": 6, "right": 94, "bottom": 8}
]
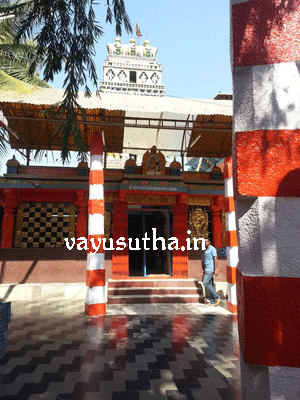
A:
[{"left": 231, "top": 0, "right": 300, "bottom": 397}]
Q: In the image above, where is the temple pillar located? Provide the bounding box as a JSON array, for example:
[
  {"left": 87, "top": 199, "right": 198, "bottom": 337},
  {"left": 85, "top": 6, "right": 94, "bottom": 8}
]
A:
[
  {"left": 172, "top": 194, "right": 188, "bottom": 278},
  {"left": 75, "top": 189, "right": 87, "bottom": 240},
  {"left": 224, "top": 157, "right": 238, "bottom": 314},
  {"left": 112, "top": 200, "right": 129, "bottom": 279},
  {"left": 1, "top": 189, "right": 18, "bottom": 249},
  {"left": 231, "top": 0, "right": 300, "bottom": 397},
  {"left": 210, "top": 196, "right": 224, "bottom": 248},
  {"left": 85, "top": 132, "right": 105, "bottom": 316}
]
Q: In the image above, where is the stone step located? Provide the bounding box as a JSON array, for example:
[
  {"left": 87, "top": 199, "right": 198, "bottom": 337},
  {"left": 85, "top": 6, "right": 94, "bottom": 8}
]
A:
[
  {"left": 108, "top": 287, "right": 201, "bottom": 296},
  {"left": 108, "top": 294, "right": 204, "bottom": 305},
  {"left": 108, "top": 278, "right": 198, "bottom": 289},
  {"left": 107, "top": 278, "right": 204, "bottom": 305}
]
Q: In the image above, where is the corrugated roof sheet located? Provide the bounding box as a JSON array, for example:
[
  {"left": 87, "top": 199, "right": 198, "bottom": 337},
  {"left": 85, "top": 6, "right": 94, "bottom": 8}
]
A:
[
  {"left": 0, "top": 88, "right": 232, "bottom": 116},
  {"left": 0, "top": 88, "right": 233, "bottom": 156},
  {"left": 123, "top": 110, "right": 196, "bottom": 156}
]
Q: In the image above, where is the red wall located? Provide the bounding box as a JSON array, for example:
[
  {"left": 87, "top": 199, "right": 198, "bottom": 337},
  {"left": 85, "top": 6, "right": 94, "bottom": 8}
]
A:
[
  {"left": 0, "top": 248, "right": 86, "bottom": 284},
  {"left": 1, "top": 248, "right": 225, "bottom": 284}
]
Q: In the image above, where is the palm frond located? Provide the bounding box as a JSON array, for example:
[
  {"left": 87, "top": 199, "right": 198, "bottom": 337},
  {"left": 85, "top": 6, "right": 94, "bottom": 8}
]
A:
[
  {"left": 1, "top": 64, "right": 50, "bottom": 87},
  {"left": 0, "top": 4, "right": 51, "bottom": 93},
  {"left": 0, "top": 0, "right": 132, "bottom": 162},
  {"left": 0, "top": 68, "right": 41, "bottom": 93}
]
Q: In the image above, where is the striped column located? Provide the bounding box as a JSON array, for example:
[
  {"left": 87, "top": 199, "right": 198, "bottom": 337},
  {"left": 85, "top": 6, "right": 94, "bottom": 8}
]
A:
[
  {"left": 231, "top": 0, "right": 300, "bottom": 397},
  {"left": 85, "top": 132, "right": 106, "bottom": 316},
  {"left": 224, "top": 157, "right": 238, "bottom": 314}
]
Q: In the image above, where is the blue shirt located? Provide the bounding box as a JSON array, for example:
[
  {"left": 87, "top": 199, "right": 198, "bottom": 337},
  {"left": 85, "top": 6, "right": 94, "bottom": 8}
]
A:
[{"left": 204, "top": 245, "right": 217, "bottom": 273}]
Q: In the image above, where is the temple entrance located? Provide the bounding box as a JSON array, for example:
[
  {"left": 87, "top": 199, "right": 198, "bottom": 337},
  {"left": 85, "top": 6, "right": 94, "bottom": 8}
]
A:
[{"left": 128, "top": 207, "right": 172, "bottom": 277}]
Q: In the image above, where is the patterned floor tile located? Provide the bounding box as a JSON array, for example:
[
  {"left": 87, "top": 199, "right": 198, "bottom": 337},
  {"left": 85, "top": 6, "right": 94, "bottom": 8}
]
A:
[{"left": 0, "top": 301, "right": 242, "bottom": 400}]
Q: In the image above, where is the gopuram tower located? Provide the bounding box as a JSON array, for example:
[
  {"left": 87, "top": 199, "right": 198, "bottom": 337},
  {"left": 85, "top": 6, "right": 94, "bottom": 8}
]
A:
[{"left": 99, "top": 37, "right": 166, "bottom": 96}]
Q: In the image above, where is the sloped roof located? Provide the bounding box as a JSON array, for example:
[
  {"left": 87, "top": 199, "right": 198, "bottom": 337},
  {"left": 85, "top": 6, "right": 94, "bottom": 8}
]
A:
[{"left": 0, "top": 88, "right": 233, "bottom": 157}]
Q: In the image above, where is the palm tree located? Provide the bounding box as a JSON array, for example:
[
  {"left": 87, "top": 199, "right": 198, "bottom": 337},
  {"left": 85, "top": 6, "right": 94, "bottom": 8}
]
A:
[
  {"left": 0, "top": 13, "right": 50, "bottom": 93},
  {"left": 0, "top": 0, "right": 132, "bottom": 162},
  {"left": 0, "top": 11, "right": 50, "bottom": 159}
]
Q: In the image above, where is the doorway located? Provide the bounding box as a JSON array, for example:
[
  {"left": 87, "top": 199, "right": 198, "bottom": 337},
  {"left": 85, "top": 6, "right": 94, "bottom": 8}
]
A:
[{"left": 128, "top": 207, "right": 172, "bottom": 277}]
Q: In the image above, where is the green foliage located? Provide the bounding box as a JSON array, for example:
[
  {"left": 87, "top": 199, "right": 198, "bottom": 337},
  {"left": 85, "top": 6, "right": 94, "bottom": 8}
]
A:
[
  {"left": 0, "top": 7, "right": 51, "bottom": 159},
  {"left": 0, "top": 0, "right": 132, "bottom": 162},
  {"left": 0, "top": 13, "right": 50, "bottom": 93}
]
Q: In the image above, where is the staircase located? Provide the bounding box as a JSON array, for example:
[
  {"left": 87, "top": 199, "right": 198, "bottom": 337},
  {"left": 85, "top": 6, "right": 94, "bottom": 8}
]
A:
[{"left": 107, "top": 278, "right": 204, "bottom": 304}]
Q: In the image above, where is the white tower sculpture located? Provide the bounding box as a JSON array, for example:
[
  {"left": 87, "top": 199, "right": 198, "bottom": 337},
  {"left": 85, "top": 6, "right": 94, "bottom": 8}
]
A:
[{"left": 99, "top": 37, "right": 166, "bottom": 96}]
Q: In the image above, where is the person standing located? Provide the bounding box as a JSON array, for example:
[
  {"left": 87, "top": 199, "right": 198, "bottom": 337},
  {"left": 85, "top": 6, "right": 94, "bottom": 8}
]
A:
[{"left": 202, "top": 238, "right": 221, "bottom": 306}]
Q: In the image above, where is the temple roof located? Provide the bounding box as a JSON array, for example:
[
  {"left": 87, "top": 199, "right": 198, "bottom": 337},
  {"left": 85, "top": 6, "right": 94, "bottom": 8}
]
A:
[
  {"left": 106, "top": 37, "right": 158, "bottom": 58},
  {"left": 0, "top": 88, "right": 233, "bottom": 157}
]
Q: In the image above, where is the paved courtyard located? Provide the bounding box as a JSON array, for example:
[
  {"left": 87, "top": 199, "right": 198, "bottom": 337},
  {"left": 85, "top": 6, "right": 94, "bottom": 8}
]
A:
[{"left": 0, "top": 301, "right": 241, "bottom": 399}]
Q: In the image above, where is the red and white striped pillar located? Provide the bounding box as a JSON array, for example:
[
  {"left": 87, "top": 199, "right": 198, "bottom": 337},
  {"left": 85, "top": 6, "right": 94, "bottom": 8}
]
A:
[
  {"left": 224, "top": 157, "right": 238, "bottom": 314},
  {"left": 85, "top": 132, "right": 106, "bottom": 316},
  {"left": 231, "top": 0, "right": 300, "bottom": 397}
]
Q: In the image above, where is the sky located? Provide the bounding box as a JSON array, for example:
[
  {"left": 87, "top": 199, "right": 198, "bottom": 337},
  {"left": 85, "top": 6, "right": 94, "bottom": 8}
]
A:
[
  {"left": 1, "top": 0, "right": 232, "bottom": 173},
  {"left": 51, "top": 0, "right": 232, "bottom": 99}
]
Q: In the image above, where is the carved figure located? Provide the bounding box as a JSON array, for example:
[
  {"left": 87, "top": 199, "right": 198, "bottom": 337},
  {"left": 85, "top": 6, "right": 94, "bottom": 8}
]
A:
[
  {"left": 142, "top": 146, "right": 165, "bottom": 175},
  {"left": 189, "top": 208, "right": 209, "bottom": 239},
  {"left": 118, "top": 70, "right": 127, "bottom": 82},
  {"left": 130, "top": 44, "right": 136, "bottom": 56},
  {"left": 106, "top": 69, "right": 115, "bottom": 81},
  {"left": 104, "top": 211, "right": 111, "bottom": 239},
  {"left": 114, "top": 40, "right": 122, "bottom": 55},
  {"left": 151, "top": 73, "right": 159, "bottom": 84},
  {"left": 147, "top": 155, "right": 161, "bottom": 172},
  {"left": 139, "top": 72, "right": 148, "bottom": 83}
]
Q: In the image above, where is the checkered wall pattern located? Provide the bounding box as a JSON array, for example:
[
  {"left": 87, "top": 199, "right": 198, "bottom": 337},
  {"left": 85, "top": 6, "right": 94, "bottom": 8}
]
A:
[{"left": 14, "top": 202, "right": 75, "bottom": 248}]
